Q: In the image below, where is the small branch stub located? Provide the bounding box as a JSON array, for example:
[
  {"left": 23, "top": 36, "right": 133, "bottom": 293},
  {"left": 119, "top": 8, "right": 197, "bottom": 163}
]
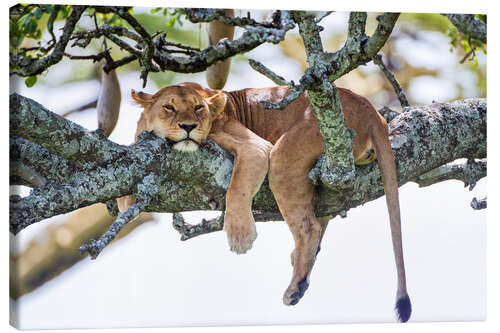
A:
[
  {"left": 471, "top": 197, "right": 487, "bottom": 210},
  {"left": 172, "top": 213, "right": 225, "bottom": 241}
]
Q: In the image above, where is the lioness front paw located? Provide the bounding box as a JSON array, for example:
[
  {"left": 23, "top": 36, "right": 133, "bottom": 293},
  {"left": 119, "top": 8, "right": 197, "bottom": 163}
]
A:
[{"left": 224, "top": 214, "right": 257, "bottom": 254}]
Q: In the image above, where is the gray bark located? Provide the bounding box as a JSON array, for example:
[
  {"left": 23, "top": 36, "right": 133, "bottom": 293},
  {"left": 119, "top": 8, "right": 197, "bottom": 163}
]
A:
[{"left": 443, "top": 14, "right": 487, "bottom": 43}]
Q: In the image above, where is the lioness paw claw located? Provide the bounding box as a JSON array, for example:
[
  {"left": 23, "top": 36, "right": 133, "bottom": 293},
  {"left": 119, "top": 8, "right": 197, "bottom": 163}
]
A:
[
  {"left": 283, "top": 277, "right": 309, "bottom": 306},
  {"left": 225, "top": 219, "right": 257, "bottom": 254}
]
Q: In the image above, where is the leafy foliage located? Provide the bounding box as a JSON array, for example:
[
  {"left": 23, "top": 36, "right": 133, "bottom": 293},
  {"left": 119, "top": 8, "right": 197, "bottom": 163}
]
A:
[
  {"left": 447, "top": 23, "right": 486, "bottom": 65},
  {"left": 150, "top": 7, "right": 186, "bottom": 27}
]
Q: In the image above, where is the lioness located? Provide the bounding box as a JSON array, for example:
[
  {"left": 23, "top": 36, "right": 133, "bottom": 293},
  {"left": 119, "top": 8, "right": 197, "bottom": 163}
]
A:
[{"left": 117, "top": 82, "right": 411, "bottom": 322}]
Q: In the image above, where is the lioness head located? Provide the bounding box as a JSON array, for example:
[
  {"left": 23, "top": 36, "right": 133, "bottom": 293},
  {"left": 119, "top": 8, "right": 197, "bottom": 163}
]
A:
[{"left": 132, "top": 83, "right": 227, "bottom": 152}]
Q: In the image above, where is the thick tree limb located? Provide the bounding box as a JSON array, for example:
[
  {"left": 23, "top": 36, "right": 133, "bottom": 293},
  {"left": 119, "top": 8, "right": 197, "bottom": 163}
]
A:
[
  {"left": 10, "top": 136, "right": 76, "bottom": 185},
  {"left": 9, "top": 95, "right": 486, "bottom": 242},
  {"left": 10, "top": 93, "right": 126, "bottom": 168},
  {"left": 443, "top": 14, "right": 487, "bottom": 43}
]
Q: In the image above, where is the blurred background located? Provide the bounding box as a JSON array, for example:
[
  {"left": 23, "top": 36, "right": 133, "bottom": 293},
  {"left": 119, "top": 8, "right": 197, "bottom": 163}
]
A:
[{"left": 9, "top": 8, "right": 486, "bottom": 329}]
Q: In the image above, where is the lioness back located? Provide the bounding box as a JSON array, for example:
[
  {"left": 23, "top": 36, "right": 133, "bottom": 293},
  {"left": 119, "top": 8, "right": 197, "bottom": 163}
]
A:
[{"left": 223, "top": 86, "right": 384, "bottom": 146}]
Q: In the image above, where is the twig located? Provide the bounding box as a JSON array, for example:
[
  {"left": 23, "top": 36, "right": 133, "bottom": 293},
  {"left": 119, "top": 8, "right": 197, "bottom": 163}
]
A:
[
  {"left": 115, "top": 8, "right": 160, "bottom": 87},
  {"left": 248, "top": 58, "right": 291, "bottom": 86},
  {"left": 373, "top": 54, "right": 410, "bottom": 108},
  {"left": 80, "top": 201, "right": 145, "bottom": 259},
  {"left": 172, "top": 210, "right": 285, "bottom": 240},
  {"left": 184, "top": 8, "right": 279, "bottom": 28},
  {"left": 172, "top": 213, "right": 224, "bottom": 241},
  {"left": 414, "top": 158, "right": 486, "bottom": 190},
  {"left": 63, "top": 49, "right": 111, "bottom": 62},
  {"left": 61, "top": 99, "right": 98, "bottom": 118},
  {"left": 471, "top": 197, "right": 487, "bottom": 210},
  {"left": 79, "top": 174, "right": 160, "bottom": 259},
  {"left": 378, "top": 106, "right": 401, "bottom": 123},
  {"left": 248, "top": 60, "right": 314, "bottom": 110}
]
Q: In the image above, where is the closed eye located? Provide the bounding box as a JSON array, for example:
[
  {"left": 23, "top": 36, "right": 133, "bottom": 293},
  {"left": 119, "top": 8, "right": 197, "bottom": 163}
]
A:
[
  {"left": 194, "top": 104, "right": 204, "bottom": 112},
  {"left": 164, "top": 104, "right": 175, "bottom": 112}
]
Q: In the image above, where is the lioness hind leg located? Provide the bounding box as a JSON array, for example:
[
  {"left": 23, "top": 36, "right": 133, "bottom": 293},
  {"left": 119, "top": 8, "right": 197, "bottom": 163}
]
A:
[
  {"left": 290, "top": 216, "right": 331, "bottom": 266},
  {"left": 269, "top": 119, "right": 325, "bottom": 305}
]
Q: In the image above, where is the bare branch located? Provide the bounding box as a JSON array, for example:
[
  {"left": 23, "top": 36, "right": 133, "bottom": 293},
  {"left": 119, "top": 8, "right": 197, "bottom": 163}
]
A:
[
  {"left": 363, "top": 13, "right": 400, "bottom": 58},
  {"left": 248, "top": 58, "right": 291, "bottom": 86},
  {"left": 61, "top": 99, "right": 98, "bottom": 118},
  {"left": 172, "top": 212, "right": 224, "bottom": 241},
  {"left": 172, "top": 210, "right": 285, "bottom": 241},
  {"left": 80, "top": 175, "right": 159, "bottom": 259},
  {"left": 184, "top": 8, "right": 291, "bottom": 29},
  {"left": 373, "top": 54, "right": 410, "bottom": 108},
  {"left": 414, "top": 158, "right": 486, "bottom": 189}
]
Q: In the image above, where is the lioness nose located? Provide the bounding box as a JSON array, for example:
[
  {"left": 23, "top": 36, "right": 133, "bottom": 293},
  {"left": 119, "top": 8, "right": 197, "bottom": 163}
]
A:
[{"left": 179, "top": 123, "right": 197, "bottom": 133}]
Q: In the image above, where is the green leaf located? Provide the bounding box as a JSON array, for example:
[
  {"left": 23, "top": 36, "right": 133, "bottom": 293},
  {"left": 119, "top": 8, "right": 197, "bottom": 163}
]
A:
[
  {"left": 167, "top": 16, "right": 176, "bottom": 27},
  {"left": 25, "top": 76, "right": 37, "bottom": 88},
  {"left": 34, "top": 8, "right": 43, "bottom": 20}
]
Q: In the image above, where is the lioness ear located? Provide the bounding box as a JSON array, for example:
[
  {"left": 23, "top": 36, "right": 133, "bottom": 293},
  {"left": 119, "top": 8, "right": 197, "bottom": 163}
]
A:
[
  {"left": 205, "top": 92, "right": 227, "bottom": 120},
  {"left": 131, "top": 89, "right": 153, "bottom": 107}
]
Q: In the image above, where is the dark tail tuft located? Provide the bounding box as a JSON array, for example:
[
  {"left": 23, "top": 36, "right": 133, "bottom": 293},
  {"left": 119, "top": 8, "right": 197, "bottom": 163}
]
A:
[{"left": 395, "top": 294, "right": 412, "bottom": 323}]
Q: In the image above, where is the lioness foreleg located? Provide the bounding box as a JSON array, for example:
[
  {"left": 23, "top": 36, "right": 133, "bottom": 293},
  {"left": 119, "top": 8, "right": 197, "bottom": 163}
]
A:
[
  {"left": 268, "top": 119, "right": 325, "bottom": 305},
  {"left": 209, "top": 119, "right": 273, "bottom": 254}
]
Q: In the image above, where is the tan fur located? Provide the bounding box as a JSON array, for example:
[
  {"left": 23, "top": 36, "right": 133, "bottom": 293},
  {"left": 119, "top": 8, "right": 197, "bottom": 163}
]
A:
[{"left": 117, "top": 82, "right": 409, "bottom": 313}]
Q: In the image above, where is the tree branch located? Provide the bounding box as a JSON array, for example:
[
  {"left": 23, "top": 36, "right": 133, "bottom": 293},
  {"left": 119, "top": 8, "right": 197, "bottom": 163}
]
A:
[
  {"left": 10, "top": 136, "right": 76, "bottom": 185},
  {"left": 10, "top": 93, "right": 126, "bottom": 168},
  {"left": 10, "top": 6, "right": 87, "bottom": 76},
  {"left": 9, "top": 94, "right": 486, "bottom": 243},
  {"left": 443, "top": 14, "right": 487, "bottom": 44},
  {"left": 292, "top": 11, "right": 355, "bottom": 189},
  {"left": 373, "top": 54, "right": 409, "bottom": 108},
  {"left": 414, "top": 158, "right": 486, "bottom": 189},
  {"left": 79, "top": 174, "right": 159, "bottom": 259}
]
